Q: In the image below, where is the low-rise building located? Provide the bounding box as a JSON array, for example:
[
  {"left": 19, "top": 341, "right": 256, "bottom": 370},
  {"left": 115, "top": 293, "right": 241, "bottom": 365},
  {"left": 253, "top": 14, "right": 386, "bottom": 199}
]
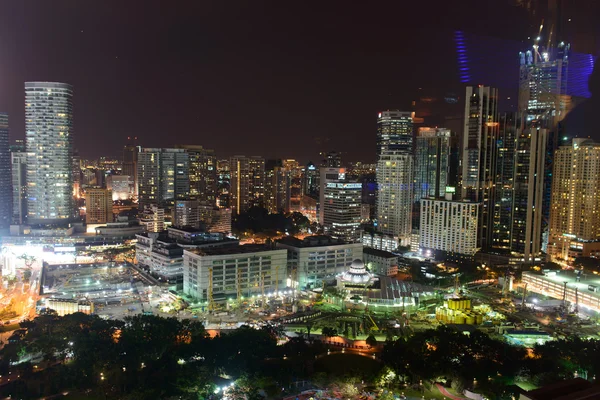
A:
[
  {"left": 46, "top": 298, "right": 94, "bottom": 316},
  {"left": 361, "top": 231, "right": 398, "bottom": 253},
  {"left": 363, "top": 247, "right": 398, "bottom": 276},
  {"left": 183, "top": 245, "right": 288, "bottom": 303},
  {"left": 276, "top": 235, "right": 362, "bottom": 289}
]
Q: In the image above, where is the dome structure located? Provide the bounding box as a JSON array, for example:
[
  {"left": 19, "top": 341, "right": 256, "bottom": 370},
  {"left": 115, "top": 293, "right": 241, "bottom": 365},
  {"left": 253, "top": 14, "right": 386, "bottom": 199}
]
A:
[{"left": 340, "top": 259, "right": 373, "bottom": 285}]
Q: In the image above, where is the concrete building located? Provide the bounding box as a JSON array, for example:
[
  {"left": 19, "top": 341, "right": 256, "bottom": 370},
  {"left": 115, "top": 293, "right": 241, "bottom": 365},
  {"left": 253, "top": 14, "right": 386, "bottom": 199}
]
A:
[
  {"left": 122, "top": 138, "right": 140, "bottom": 197},
  {"left": 183, "top": 245, "right": 287, "bottom": 302},
  {"left": 265, "top": 162, "right": 291, "bottom": 214},
  {"left": 361, "top": 231, "right": 398, "bottom": 253},
  {"left": 106, "top": 175, "right": 133, "bottom": 201},
  {"left": 229, "top": 155, "right": 265, "bottom": 214},
  {"left": 376, "top": 110, "right": 413, "bottom": 157},
  {"left": 548, "top": 139, "right": 600, "bottom": 264},
  {"left": 275, "top": 235, "right": 363, "bottom": 289},
  {"left": 376, "top": 153, "right": 413, "bottom": 246},
  {"left": 322, "top": 181, "right": 362, "bottom": 242},
  {"left": 11, "top": 150, "right": 27, "bottom": 225},
  {"left": 85, "top": 188, "right": 113, "bottom": 224},
  {"left": 363, "top": 247, "right": 398, "bottom": 276},
  {"left": 173, "top": 199, "right": 200, "bottom": 228},
  {"left": 420, "top": 196, "right": 480, "bottom": 258},
  {"left": 137, "top": 148, "right": 189, "bottom": 209},
  {"left": 25, "top": 82, "right": 74, "bottom": 225},
  {"left": 303, "top": 162, "right": 319, "bottom": 198},
  {"left": 414, "top": 127, "right": 451, "bottom": 202},
  {"left": 460, "top": 86, "right": 499, "bottom": 250},
  {"left": 198, "top": 206, "right": 232, "bottom": 234},
  {"left": 140, "top": 204, "right": 165, "bottom": 233}
]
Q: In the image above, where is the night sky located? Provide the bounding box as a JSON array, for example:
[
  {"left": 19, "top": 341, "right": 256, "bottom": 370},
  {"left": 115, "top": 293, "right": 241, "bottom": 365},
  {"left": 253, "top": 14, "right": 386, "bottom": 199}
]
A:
[{"left": 0, "top": 1, "right": 586, "bottom": 163}]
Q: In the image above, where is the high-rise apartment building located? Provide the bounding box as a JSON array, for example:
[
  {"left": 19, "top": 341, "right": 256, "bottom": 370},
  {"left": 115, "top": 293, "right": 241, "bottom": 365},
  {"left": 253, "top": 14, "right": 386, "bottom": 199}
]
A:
[
  {"left": 548, "top": 139, "right": 600, "bottom": 264},
  {"left": 173, "top": 199, "right": 200, "bottom": 228},
  {"left": 176, "top": 145, "right": 217, "bottom": 205},
  {"left": 265, "top": 162, "right": 291, "bottom": 214},
  {"left": 11, "top": 150, "right": 27, "bottom": 225},
  {"left": 85, "top": 188, "right": 113, "bottom": 224},
  {"left": 322, "top": 180, "right": 362, "bottom": 242},
  {"left": 460, "top": 86, "right": 499, "bottom": 250},
  {"left": 229, "top": 155, "right": 265, "bottom": 214},
  {"left": 376, "top": 153, "right": 413, "bottom": 245},
  {"left": 141, "top": 204, "right": 165, "bottom": 233},
  {"left": 414, "top": 127, "right": 451, "bottom": 202},
  {"left": 25, "top": 82, "right": 74, "bottom": 225},
  {"left": 492, "top": 113, "right": 519, "bottom": 250},
  {"left": 510, "top": 127, "right": 546, "bottom": 263},
  {"left": 376, "top": 111, "right": 413, "bottom": 156},
  {"left": 419, "top": 197, "right": 480, "bottom": 257},
  {"left": 137, "top": 148, "right": 189, "bottom": 209},
  {"left": 0, "top": 114, "right": 10, "bottom": 228},
  {"left": 122, "top": 137, "right": 140, "bottom": 197}
]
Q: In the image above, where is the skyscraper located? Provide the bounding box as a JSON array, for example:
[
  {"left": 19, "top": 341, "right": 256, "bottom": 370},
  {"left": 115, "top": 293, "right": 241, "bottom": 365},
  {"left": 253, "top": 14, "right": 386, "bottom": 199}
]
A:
[
  {"left": 265, "top": 161, "right": 291, "bottom": 214},
  {"left": 460, "top": 86, "right": 499, "bottom": 250},
  {"left": 137, "top": 148, "right": 189, "bottom": 209},
  {"left": 376, "top": 111, "right": 414, "bottom": 246},
  {"left": 0, "top": 113, "right": 11, "bottom": 228},
  {"left": 229, "top": 155, "right": 265, "bottom": 214},
  {"left": 25, "top": 82, "right": 74, "bottom": 225},
  {"left": 11, "top": 149, "right": 27, "bottom": 225},
  {"left": 176, "top": 145, "right": 217, "bottom": 205},
  {"left": 319, "top": 167, "right": 346, "bottom": 224},
  {"left": 492, "top": 113, "right": 519, "bottom": 250},
  {"left": 548, "top": 139, "right": 600, "bottom": 264},
  {"left": 414, "top": 127, "right": 451, "bottom": 202},
  {"left": 510, "top": 126, "right": 546, "bottom": 263}
]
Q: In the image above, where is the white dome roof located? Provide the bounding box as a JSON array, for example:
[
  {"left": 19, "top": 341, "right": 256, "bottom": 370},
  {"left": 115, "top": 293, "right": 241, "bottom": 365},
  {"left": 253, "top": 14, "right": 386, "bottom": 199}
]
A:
[{"left": 340, "top": 259, "right": 373, "bottom": 284}]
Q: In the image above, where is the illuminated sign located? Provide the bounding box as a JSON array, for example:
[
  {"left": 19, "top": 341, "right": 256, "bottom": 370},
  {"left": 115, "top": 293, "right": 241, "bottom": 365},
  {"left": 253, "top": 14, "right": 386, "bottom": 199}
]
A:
[{"left": 445, "top": 186, "right": 456, "bottom": 193}]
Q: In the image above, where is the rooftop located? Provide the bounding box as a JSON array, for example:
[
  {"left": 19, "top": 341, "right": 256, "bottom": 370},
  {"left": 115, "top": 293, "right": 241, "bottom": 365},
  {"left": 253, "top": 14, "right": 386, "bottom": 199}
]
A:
[
  {"left": 363, "top": 247, "right": 398, "bottom": 258},
  {"left": 186, "top": 244, "right": 283, "bottom": 257},
  {"left": 276, "top": 235, "right": 350, "bottom": 248},
  {"left": 522, "top": 378, "right": 600, "bottom": 400}
]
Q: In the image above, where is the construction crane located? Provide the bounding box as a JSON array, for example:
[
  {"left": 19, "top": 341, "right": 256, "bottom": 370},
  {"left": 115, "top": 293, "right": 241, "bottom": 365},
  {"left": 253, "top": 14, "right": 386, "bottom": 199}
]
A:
[
  {"left": 366, "top": 311, "right": 379, "bottom": 332},
  {"left": 208, "top": 268, "right": 215, "bottom": 312}
]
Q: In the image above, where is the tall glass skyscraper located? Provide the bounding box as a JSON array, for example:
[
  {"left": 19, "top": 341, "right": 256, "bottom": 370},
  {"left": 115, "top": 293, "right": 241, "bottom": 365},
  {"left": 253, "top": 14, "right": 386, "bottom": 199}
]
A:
[
  {"left": 376, "top": 111, "right": 413, "bottom": 156},
  {"left": 0, "top": 113, "right": 11, "bottom": 229},
  {"left": 25, "top": 82, "right": 74, "bottom": 225},
  {"left": 414, "top": 127, "right": 451, "bottom": 202}
]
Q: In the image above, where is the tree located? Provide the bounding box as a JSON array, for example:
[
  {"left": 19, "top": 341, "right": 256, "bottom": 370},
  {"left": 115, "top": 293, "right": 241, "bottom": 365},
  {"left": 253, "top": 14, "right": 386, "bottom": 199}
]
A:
[
  {"left": 366, "top": 334, "right": 378, "bottom": 348},
  {"left": 322, "top": 326, "right": 338, "bottom": 337}
]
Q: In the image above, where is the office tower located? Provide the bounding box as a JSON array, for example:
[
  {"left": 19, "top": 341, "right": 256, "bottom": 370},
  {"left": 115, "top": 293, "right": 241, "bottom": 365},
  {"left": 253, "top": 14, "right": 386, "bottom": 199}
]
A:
[
  {"left": 137, "top": 148, "right": 189, "bottom": 209},
  {"left": 376, "top": 154, "right": 414, "bottom": 245},
  {"left": 303, "top": 162, "right": 319, "bottom": 198},
  {"left": 322, "top": 151, "right": 342, "bottom": 168},
  {"left": 376, "top": 111, "right": 413, "bottom": 157},
  {"left": 106, "top": 175, "right": 133, "bottom": 201},
  {"left": 265, "top": 161, "right": 291, "bottom": 214},
  {"left": 141, "top": 204, "right": 165, "bottom": 233},
  {"left": 510, "top": 127, "right": 546, "bottom": 263},
  {"left": 460, "top": 86, "right": 499, "bottom": 249},
  {"left": 25, "top": 82, "right": 74, "bottom": 225},
  {"left": 414, "top": 127, "right": 451, "bottom": 202},
  {"left": 283, "top": 159, "right": 303, "bottom": 212},
  {"left": 492, "top": 113, "right": 519, "bottom": 250},
  {"left": 229, "top": 155, "right": 265, "bottom": 214},
  {"left": 322, "top": 180, "right": 362, "bottom": 242},
  {"left": 176, "top": 145, "right": 217, "bottom": 205},
  {"left": 548, "top": 139, "right": 600, "bottom": 264},
  {"left": 122, "top": 137, "right": 140, "bottom": 197},
  {"left": 85, "top": 188, "right": 113, "bottom": 224},
  {"left": 0, "top": 114, "right": 10, "bottom": 228},
  {"left": 420, "top": 196, "right": 480, "bottom": 258},
  {"left": 11, "top": 150, "right": 27, "bottom": 225},
  {"left": 173, "top": 199, "right": 200, "bottom": 228},
  {"left": 318, "top": 167, "right": 346, "bottom": 224}
]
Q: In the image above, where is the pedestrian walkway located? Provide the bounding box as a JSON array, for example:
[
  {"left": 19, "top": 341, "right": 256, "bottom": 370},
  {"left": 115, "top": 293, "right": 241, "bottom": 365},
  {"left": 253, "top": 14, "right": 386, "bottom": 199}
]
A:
[{"left": 435, "top": 383, "right": 467, "bottom": 400}]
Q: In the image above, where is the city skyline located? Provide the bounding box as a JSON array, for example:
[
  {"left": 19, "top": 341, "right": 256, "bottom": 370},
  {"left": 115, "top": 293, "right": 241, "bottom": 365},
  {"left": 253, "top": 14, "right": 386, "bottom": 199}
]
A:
[{"left": 0, "top": 0, "right": 583, "bottom": 163}]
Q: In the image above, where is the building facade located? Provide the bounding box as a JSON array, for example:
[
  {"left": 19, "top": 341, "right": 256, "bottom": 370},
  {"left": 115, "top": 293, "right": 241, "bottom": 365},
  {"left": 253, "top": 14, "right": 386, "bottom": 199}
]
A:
[
  {"left": 176, "top": 145, "right": 217, "bottom": 205},
  {"left": 376, "top": 110, "right": 413, "bottom": 157},
  {"left": 137, "top": 148, "right": 190, "bottom": 209},
  {"left": 25, "top": 82, "right": 74, "bottom": 225},
  {"left": 140, "top": 204, "right": 165, "bottom": 233},
  {"left": 275, "top": 235, "right": 363, "bottom": 289},
  {"left": 548, "top": 139, "right": 600, "bottom": 264},
  {"left": 85, "top": 188, "right": 113, "bottom": 224},
  {"left": 183, "top": 245, "right": 287, "bottom": 302},
  {"left": 173, "top": 199, "right": 200, "bottom": 228},
  {"left": 0, "top": 113, "right": 11, "bottom": 228},
  {"left": 414, "top": 127, "right": 451, "bottom": 202},
  {"left": 11, "top": 150, "right": 27, "bottom": 225},
  {"left": 229, "top": 155, "right": 265, "bottom": 214},
  {"left": 322, "top": 181, "right": 362, "bottom": 242},
  {"left": 265, "top": 164, "right": 291, "bottom": 214},
  {"left": 361, "top": 231, "right": 398, "bottom": 252},
  {"left": 363, "top": 247, "right": 399, "bottom": 276},
  {"left": 106, "top": 175, "right": 133, "bottom": 201},
  {"left": 420, "top": 197, "right": 480, "bottom": 257},
  {"left": 460, "top": 86, "right": 499, "bottom": 250}
]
